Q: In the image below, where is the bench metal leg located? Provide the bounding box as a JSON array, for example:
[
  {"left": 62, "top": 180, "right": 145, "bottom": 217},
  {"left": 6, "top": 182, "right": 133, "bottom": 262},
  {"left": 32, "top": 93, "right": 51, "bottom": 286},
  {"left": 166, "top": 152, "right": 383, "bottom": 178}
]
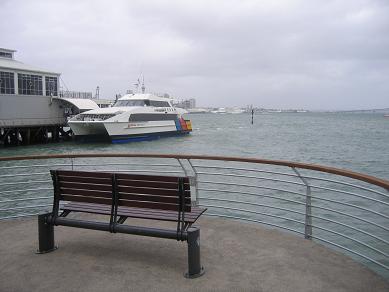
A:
[
  {"left": 117, "top": 216, "right": 127, "bottom": 224},
  {"left": 185, "top": 227, "right": 204, "bottom": 278},
  {"left": 59, "top": 210, "right": 71, "bottom": 217},
  {"left": 36, "top": 213, "right": 58, "bottom": 254}
]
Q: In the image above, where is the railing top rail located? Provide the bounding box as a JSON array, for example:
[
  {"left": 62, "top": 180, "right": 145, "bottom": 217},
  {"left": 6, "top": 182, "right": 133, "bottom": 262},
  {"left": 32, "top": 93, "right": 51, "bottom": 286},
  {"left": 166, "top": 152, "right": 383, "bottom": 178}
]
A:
[{"left": 0, "top": 153, "right": 388, "bottom": 189}]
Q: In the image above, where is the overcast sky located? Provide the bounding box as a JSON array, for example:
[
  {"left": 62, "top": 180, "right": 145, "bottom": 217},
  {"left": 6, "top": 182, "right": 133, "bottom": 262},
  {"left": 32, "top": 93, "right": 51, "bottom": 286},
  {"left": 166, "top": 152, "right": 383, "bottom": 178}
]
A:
[{"left": 1, "top": 0, "right": 388, "bottom": 109}]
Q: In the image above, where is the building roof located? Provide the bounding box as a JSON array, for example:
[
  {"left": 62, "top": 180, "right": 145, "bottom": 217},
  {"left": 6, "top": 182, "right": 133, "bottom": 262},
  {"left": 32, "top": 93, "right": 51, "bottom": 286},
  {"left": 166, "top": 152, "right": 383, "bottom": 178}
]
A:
[
  {"left": 0, "top": 48, "right": 16, "bottom": 53},
  {"left": 0, "top": 57, "right": 60, "bottom": 75},
  {"left": 58, "top": 98, "right": 99, "bottom": 111}
]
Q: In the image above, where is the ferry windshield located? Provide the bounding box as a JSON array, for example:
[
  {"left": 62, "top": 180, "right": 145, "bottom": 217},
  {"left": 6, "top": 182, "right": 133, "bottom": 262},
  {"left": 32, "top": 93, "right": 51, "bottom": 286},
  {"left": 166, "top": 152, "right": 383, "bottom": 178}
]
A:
[
  {"left": 114, "top": 99, "right": 171, "bottom": 107},
  {"left": 114, "top": 100, "right": 150, "bottom": 107}
]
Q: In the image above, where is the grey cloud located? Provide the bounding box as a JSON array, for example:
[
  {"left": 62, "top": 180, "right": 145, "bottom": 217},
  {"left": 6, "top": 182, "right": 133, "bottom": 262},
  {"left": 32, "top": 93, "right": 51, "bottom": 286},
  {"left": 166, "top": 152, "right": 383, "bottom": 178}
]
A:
[{"left": 1, "top": 0, "right": 388, "bottom": 109}]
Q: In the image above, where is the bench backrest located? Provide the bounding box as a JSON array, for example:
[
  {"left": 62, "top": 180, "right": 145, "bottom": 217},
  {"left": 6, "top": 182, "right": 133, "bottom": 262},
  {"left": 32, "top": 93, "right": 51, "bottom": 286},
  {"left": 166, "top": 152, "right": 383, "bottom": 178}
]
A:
[{"left": 51, "top": 170, "right": 191, "bottom": 212}]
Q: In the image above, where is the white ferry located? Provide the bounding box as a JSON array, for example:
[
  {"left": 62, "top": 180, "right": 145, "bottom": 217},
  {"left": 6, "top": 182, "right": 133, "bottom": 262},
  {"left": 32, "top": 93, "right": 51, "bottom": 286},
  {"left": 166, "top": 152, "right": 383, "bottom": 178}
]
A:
[{"left": 68, "top": 93, "right": 192, "bottom": 143}]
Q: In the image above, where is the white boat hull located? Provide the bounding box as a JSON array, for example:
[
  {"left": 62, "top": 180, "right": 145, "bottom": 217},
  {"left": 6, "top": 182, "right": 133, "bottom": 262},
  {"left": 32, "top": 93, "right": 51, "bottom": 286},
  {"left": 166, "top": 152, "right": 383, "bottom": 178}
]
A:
[
  {"left": 68, "top": 121, "right": 108, "bottom": 136},
  {"left": 105, "top": 120, "right": 177, "bottom": 136},
  {"left": 68, "top": 120, "right": 190, "bottom": 143}
]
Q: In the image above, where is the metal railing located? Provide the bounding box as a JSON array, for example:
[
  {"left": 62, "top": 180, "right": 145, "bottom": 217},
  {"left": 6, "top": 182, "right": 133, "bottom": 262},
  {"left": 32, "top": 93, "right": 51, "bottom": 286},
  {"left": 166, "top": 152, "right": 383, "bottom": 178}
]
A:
[
  {"left": 59, "top": 90, "right": 93, "bottom": 99},
  {"left": 0, "top": 153, "right": 388, "bottom": 279}
]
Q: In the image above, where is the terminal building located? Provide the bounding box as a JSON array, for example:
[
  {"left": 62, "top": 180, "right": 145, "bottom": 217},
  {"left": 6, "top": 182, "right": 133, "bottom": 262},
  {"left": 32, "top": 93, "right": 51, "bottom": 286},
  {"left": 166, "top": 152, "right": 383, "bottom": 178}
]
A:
[{"left": 0, "top": 48, "right": 98, "bottom": 146}]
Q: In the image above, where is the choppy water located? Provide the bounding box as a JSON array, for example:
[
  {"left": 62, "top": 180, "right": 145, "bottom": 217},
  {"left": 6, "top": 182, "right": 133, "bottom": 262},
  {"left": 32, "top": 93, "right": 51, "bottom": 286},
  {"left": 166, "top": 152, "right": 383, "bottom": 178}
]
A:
[
  {"left": 1, "top": 112, "right": 388, "bottom": 278},
  {"left": 1, "top": 112, "right": 388, "bottom": 180}
]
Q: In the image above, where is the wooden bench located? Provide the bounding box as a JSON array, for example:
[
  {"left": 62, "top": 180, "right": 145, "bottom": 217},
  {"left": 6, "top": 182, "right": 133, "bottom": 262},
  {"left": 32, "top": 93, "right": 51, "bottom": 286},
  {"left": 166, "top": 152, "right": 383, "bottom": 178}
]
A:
[{"left": 37, "top": 170, "right": 206, "bottom": 278}]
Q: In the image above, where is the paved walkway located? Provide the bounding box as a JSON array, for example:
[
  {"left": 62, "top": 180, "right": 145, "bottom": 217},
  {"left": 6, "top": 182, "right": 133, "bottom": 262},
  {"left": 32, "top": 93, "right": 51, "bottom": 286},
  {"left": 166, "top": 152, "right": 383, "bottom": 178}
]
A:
[{"left": 0, "top": 215, "right": 388, "bottom": 292}]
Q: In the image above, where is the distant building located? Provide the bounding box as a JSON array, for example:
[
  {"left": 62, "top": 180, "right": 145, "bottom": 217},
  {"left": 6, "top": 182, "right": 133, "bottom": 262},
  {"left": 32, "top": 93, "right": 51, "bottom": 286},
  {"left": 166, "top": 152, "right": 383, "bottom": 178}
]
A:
[
  {"left": 188, "top": 98, "right": 196, "bottom": 108},
  {"left": 174, "top": 98, "right": 196, "bottom": 109}
]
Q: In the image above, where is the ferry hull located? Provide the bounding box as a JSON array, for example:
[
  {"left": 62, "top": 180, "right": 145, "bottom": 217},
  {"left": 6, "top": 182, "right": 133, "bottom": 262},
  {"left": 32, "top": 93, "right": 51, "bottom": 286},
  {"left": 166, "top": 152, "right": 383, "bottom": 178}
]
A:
[
  {"left": 68, "top": 121, "right": 108, "bottom": 136},
  {"left": 74, "top": 130, "right": 191, "bottom": 143},
  {"left": 68, "top": 119, "right": 192, "bottom": 143},
  {"left": 104, "top": 120, "right": 178, "bottom": 136}
]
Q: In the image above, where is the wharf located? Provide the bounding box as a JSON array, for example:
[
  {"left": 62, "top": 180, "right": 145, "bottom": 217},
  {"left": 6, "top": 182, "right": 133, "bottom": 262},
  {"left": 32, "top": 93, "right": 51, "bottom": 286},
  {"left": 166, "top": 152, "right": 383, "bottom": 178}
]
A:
[{"left": 1, "top": 215, "right": 387, "bottom": 292}]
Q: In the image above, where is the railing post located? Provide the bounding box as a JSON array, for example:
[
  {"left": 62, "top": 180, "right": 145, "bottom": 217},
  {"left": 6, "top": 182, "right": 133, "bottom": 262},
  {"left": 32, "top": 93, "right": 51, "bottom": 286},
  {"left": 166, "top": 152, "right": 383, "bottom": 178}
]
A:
[
  {"left": 179, "top": 159, "right": 200, "bottom": 207},
  {"left": 305, "top": 185, "right": 312, "bottom": 239},
  {"left": 293, "top": 168, "right": 312, "bottom": 240},
  {"left": 187, "top": 159, "right": 199, "bottom": 206},
  {"left": 177, "top": 159, "right": 188, "bottom": 176}
]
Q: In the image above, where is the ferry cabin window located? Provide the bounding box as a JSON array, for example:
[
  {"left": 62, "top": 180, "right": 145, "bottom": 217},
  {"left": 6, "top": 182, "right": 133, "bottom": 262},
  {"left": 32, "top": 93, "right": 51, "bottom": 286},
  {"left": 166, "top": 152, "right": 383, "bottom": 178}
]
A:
[
  {"left": 0, "top": 52, "right": 12, "bottom": 58},
  {"left": 129, "top": 113, "right": 178, "bottom": 122},
  {"left": 0, "top": 71, "right": 15, "bottom": 94},
  {"left": 114, "top": 100, "right": 148, "bottom": 107},
  {"left": 18, "top": 74, "right": 43, "bottom": 95},
  {"left": 150, "top": 100, "right": 170, "bottom": 107},
  {"left": 114, "top": 99, "right": 170, "bottom": 107},
  {"left": 45, "top": 76, "right": 58, "bottom": 96}
]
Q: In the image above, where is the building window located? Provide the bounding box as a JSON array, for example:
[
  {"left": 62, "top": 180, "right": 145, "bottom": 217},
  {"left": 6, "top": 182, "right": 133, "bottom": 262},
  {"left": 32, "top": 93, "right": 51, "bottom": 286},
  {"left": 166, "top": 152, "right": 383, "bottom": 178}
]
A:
[
  {"left": 45, "top": 76, "right": 58, "bottom": 96},
  {"left": 0, "top": 71, "right": 15, "bottom": 94},
  {"left": 18, "top": 73, "right": 43, "bottom": 95},
  {"left": 0, "top": 52, "right": 12, "bottom": 59}
]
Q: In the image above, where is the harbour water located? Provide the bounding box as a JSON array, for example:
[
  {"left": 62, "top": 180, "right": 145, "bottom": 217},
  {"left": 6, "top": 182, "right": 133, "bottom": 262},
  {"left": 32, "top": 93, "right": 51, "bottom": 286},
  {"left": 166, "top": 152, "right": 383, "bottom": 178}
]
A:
[
  {"left": 1, "top": 112, "right": 388, "bottom": 180},
  {"left": 1, "top": 112, "right": 388, "bottom": 278}
]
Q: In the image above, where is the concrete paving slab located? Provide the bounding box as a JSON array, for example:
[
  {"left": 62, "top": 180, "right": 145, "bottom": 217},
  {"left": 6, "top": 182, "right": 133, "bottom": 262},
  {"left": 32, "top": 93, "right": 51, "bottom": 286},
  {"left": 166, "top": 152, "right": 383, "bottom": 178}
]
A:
[{"left": 0, "top": 215, "right": 388, "bottom": 292}]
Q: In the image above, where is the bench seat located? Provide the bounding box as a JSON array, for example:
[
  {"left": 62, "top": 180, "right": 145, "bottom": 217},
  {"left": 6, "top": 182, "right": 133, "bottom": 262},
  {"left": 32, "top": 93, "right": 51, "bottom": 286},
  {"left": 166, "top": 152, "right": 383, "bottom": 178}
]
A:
[{"left": 61, "top": 202, "right": 206, "bottom": 224}]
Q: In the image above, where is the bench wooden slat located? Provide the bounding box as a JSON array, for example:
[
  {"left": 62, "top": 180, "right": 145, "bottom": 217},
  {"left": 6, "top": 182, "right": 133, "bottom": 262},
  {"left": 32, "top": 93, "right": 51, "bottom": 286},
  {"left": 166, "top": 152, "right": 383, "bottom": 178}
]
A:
[
  {"left": 58, "top": 176, "right": 112, "bottom": 185},
  {"left": 118, "top": 193, "right": 191, "bottom": 205},
  {"left": 116, "top": 173, "right": 189, "bottom": 184},
  {"left": 57, "top": 170, "right": 113, "bottom": 179},
  {"left": 60, "top": 188, "right": 112, "bottom": 198},
  {"left": 119, "top": 199, "right": 191, "bottom": 212},
  {"left": 61, "top": 195, "right": 112, "bottom": 205},
  {"left": 57, "top": 170, "right": 190, "bottom": 185},
  {"left": 117, "top": 179, "right": 189, "bottom": 190},
  {"left": 57, "top": 171, "right": 190, "bottom": 191},
  {"left": 60, "top": 181, "right": 112, "bottom": 192},
  {"left": 117, "top": 185, "right": 190, "bottom": 197}
]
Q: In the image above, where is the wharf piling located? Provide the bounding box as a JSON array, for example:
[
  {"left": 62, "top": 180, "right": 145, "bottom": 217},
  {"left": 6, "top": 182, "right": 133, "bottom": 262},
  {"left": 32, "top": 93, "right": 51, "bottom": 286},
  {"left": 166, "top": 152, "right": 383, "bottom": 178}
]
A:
[{"left": 0, "top": 125, "right": 72, "bottom": 147}]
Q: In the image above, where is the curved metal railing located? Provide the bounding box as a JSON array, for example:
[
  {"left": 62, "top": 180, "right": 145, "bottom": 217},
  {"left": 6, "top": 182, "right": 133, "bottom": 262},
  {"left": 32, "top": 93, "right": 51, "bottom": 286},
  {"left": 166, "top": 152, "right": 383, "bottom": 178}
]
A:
[{"left": 0, "top": 153, "right": 388, "bottom": 279}]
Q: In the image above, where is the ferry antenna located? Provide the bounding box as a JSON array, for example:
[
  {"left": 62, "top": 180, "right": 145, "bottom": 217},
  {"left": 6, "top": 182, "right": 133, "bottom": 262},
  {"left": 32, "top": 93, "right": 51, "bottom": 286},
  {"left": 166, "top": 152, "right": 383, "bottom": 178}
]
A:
[{"left": 141, "top": 75, "right": 145, "bottom": 94}]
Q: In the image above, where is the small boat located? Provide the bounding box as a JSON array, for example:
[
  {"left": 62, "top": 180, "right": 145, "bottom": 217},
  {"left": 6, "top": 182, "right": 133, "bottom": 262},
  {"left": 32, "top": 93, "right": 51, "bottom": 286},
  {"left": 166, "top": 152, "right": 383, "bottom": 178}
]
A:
[
  {"left": 211, "top": 108, "right": 227, "bottom": 114},
  {"left": 68, "top": 93, "right": 192, "bottom": 143},
  {"left": 226, "top": 108, "right": 245, "bottom": 114}
]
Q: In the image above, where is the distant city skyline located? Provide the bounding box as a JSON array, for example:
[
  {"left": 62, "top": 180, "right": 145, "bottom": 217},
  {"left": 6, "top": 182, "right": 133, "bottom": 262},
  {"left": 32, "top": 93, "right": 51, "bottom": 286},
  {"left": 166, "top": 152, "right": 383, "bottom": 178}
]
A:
[{"left": 1, "top": 0, "right": 388, "bottom": 110}]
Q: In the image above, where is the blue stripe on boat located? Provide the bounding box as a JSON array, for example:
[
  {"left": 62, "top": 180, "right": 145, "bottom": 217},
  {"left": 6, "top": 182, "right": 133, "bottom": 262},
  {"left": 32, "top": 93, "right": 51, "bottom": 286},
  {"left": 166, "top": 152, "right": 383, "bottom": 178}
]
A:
[{"left": 111, "top": 131, "right": 189, "bottom": 144}]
